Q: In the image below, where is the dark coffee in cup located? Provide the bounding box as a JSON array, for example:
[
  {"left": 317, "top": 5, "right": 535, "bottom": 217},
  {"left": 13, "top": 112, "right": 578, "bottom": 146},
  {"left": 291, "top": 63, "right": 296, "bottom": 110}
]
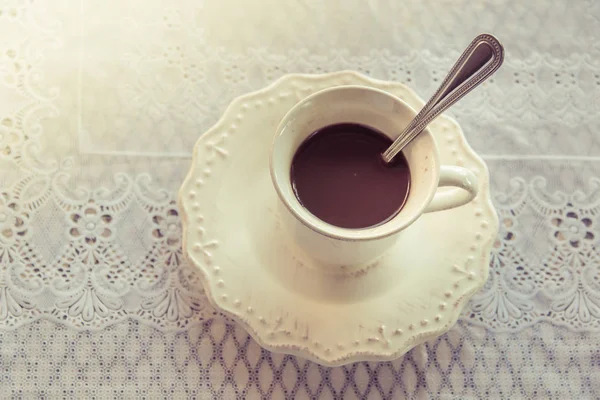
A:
[{"left": 290, "top": 123, "right": 411, "bottom": 229}]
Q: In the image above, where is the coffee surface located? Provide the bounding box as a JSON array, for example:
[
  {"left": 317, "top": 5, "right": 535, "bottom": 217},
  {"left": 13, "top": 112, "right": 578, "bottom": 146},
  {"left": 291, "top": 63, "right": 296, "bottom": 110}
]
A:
[{"left": 291, "top": 123, "right": 410, "bottom": 229}]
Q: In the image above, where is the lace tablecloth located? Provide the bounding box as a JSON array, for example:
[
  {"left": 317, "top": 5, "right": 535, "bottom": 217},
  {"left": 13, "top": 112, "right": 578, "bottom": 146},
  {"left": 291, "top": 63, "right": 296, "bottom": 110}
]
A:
[{"left": 1, "top": 0, "right": 599, "bottom": 398}]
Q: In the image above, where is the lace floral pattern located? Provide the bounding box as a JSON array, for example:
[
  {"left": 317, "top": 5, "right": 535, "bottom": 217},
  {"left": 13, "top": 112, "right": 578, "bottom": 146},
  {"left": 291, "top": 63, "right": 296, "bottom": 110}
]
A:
[
  {"left": 2, "top": 0, "right": 600, "bottom": 397},
  {"left": 468, "top": 178, "right": 600, "bottom": 330},
  {"left": 0, "top": 172, "right": 217, "bottom": 330},
  {"left": 78, "top": 48, "right": 600, "bottom": 158},
  {"left": 1, "top": 171, "right": 599, "bottom": 333}
]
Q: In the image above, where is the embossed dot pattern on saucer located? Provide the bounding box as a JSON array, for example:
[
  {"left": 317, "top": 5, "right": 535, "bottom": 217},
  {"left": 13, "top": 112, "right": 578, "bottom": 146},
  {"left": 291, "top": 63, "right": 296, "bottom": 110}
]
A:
[{"left": 179, "top": 71, "right": 498, "bottom": 366}]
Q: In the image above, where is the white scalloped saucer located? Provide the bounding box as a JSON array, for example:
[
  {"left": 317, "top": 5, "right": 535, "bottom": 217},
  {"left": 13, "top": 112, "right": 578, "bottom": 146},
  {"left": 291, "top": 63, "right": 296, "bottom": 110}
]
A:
[{"left": 179, "top": 71, "right": 498, "bottom": 366}]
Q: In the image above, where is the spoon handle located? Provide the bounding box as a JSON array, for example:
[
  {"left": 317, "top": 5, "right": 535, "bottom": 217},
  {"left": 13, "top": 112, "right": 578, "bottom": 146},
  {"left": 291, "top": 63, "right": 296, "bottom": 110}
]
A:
[{"left": 382, "top": 33, "right": 504, "bottom": 164}]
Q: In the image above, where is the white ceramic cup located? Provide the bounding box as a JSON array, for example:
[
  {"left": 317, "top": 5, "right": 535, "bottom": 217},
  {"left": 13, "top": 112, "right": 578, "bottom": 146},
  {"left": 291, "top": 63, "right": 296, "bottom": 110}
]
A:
[{"left": 270, "top": 86, "right": 478, "bottom": 268}]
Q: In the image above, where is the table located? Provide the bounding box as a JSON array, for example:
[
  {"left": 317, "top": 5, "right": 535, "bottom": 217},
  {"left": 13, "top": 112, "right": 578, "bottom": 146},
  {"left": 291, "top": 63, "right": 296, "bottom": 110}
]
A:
[{"left": 1, "top": 0, "right": 599, "bottom": 398}]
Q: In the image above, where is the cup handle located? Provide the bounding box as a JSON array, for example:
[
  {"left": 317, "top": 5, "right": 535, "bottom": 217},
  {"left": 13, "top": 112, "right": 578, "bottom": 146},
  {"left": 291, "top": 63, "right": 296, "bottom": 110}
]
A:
[{"left": 424, "top": 166, "right": 478, "bottom": 213}]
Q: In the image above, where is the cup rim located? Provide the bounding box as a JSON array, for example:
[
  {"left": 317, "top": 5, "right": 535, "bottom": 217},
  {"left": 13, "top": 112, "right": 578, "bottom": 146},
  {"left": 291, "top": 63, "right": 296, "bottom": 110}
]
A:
[{"left": 269, "top": 85, "right": 440, "bottom": 242}]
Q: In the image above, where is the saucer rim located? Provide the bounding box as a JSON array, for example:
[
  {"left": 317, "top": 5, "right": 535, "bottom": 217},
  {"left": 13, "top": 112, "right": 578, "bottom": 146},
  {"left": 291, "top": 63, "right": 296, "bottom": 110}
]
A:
[{"left": 179, "top": 71, "right": 499, "bottom": 366}]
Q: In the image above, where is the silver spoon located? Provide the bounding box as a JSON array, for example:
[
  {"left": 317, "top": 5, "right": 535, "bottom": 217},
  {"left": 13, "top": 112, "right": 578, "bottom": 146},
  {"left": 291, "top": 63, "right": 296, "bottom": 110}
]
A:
[{"left": 381, "top": 33, "right": 504, "bottom": 164}]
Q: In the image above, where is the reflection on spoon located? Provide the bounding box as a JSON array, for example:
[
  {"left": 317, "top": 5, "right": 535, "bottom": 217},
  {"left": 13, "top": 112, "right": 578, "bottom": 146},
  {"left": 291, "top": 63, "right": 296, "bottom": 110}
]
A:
[{"left": 381, "top": 33, "right": 504, "bottom": 164}]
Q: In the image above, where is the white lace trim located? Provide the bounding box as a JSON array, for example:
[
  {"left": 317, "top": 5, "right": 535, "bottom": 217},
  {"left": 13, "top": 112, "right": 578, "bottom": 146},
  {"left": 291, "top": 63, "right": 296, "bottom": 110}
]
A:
[{"left": 0, "top": 170, "right": 598, "bottom": 333}]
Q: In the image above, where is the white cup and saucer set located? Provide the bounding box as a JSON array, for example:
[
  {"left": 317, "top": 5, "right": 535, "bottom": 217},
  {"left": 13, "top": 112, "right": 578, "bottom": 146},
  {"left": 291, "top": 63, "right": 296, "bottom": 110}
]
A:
[{"left": 179, "top": 71, "right": 498, "bottom": 366}]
